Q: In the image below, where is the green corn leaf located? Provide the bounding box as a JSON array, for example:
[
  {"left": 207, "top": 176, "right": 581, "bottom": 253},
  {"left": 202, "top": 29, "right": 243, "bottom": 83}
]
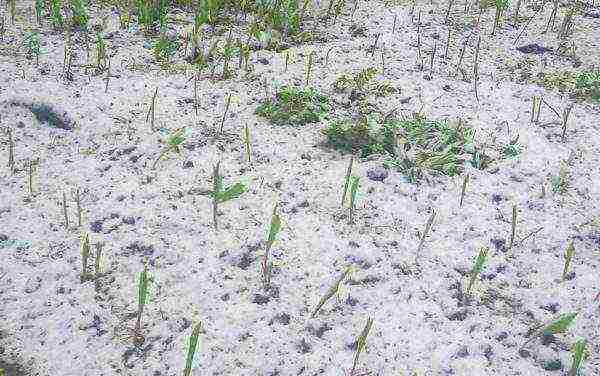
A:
[
  {"left": 351, "top": 317, "right": 374, "bottom": 374},
  {"left": 563, "top": 242, "right": 575, "bottom": 281},
  {"left": 543, "top": 312, "right": 578, "bottom": 336},
  {"left": 569, "top": 339, "right": 587, "bottom": 376},
  {"left": 216, "top": 182, "right": 246, "bottom": 203},
  {"left": 311, "top": 265, "right": 353, "bottom": 318},
  {"left": 467, "top": 247, "right": 488, "bottom": 294},
  {"left": 266, "top": 204, "right": 281, "bottom": 251},
  {"left": 138, "top": 263, "right": 150, "bottom": 309},
  {"left": 183, "top": 321, "right": 202, "bottom": 376}
]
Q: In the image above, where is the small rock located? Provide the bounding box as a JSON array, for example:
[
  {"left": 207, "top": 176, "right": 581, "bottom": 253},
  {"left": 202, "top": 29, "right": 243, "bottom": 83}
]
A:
[
  {"left": 516, "top": 44, "right": 553, "bottom": 55},
  {"left": 258, "top": 58, "right": 270, "bottom": 65},
  {"left": 519, "top": 348, "right": 531, "bottom": 358},
  {"left": 24, "top": 276, "right": 42, "bottom": 293},
  {"left": 297, "top": 338, "right": 311, "bottom": 354},
  {"left": 366, "top": 167, "right": 389, "bottom": 182},
  {"left": 183, "top": 160, "right": 194, "bottom": 169},
  {"left": 122, "top": 216, "right": 136, "bottom": 225},
  {"left": 541, "top": 302, "right": 560, "bottom": 314},
  {"left": 251, "top": 294, "right": 270, "bottom": 305},
  {"left": 0, "top": 234, "right": 8, "bottom": 242},
  {"left": 542, "top": 359, "right": 562, "bottom": 371},
  {"left": 455, "top": 346, "right": 469, "bottom": 358}
]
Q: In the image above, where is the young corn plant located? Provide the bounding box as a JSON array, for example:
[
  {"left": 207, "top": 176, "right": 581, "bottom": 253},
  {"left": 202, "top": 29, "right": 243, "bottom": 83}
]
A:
[
  {"left": 350, "top": 317, "right": 374, "bottom": 376},
  {"left": 459, "top": 173, "right": 469, "bottom": 207},
  {"left": 262, "top": 203, "right": 281, "bottom": 289},
  {"left": 416, "top": 210, "right": 436, "bottom": 257},
  {"left": 146, "top": 87, "right": 159, "bottom": 131},
  {"left": 183, "top": 321, "right": 202, "bottom": 376},
  {"left": 24, "top": 31, "right": 42, "bottom": 65},
  {"left": 522, "top": 311, "right": 578, "bottom": 349},
  {"left": 209, "top": 162, "right": 246, "bottom": 230},
  {"left": 311, "top": 265, "right": 354, "bottom": 318},
  {"left": 551, "top": 161, "right": 570, "bottom": 195},
  {"left": 466, "top": 247, "right": 488, "bottom": 296},
  {"left": 134, "top": 262, "right": 152, "bottom": 345},
  {"left": 562, "top": 241, "right": 575, "bottom": 281},
  {"left": 152, "top": 128, "right": 187, "bottom": 170},
  {"left": 50, "top": 0, "right": 64, "bottom": 29}
]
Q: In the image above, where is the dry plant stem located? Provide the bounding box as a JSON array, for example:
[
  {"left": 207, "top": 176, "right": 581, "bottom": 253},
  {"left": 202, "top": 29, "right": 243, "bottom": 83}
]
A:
[
  {"left": 455, "top": 37, "right": 468, "bottom": 77},
  {"left": 219, "top": 94, "right": 232, "bottom": 134},
  {"left": 341, "top": 156, "right": 354, "bottom": 206},
  {"left": 444, "top": 30, "right": 451, "bottom": 59},
  {"left": 325, "top": 47, "right": 335, "bottom": 68},
  {"left": 80, "top": 233, "right": 90, "bottom": 282},
  {"left": 416, "top": 210, "right": 436, "bottom": 259},
  {"left": 515, "top": 5, "right": 545, "bottom": 44},
  {"left": 370, "top": 33, "right": 380, "bottom": 57},
  {"left": 561, "top": 103, "right": 574, "bottom": 142},
  {"left": 546, "top": 0, "right": 559, "bottom": 33},
  {"left": 445, "top": 0, "right": 455, "bottom": 23},
  {"left": 212, "top": 162, "right": 220, "bottom": 230},
  {"left": 392, "top": 14, "right": 397, "bottom": 33},
  {"left": 473, "top": 35, "right": 481, "bottom": 102},
  {"left": 284, "top": 50, "right": 290, "bottom": 72},
  {"left": 193, "top": 74, "right": 199, "bottom": 117},
  {"left": 509, "top": 205, "right": 517, "bottom": 249},
  {"left": 530, "top": 96, "right": 541, "bottom": 123},
  {"left": 350, "top": 317, "right": 374, "bottom": 376},
  {"left": 244, "top": 124, "right": 251, "bottom": 164},
  {"left": 459, "top": 173, "right": 469, "bottom": 207},
  {"left": 562, "top": 241, "right": 574, "bottom": 281},
  {"left": 513, "top": 0, "right": 522, "bottom": 24},
  {"left": 62, "top": 191, "right": 69, "bottom": 229},
  {"left": 28, "top": 159, "right": 35, "bottom": 197},
  {"left": 305, "top": 51, "right": 314, "bottom": 87},
  {"left": 94, "top": 242, "right": 102, "bottom": 278},
  {"left": 75, "top": 187, "right": 82, "bottom": 227},
  {"left": 146, "top": 87, "right": 158, "bottom": 132},
  {"left": 429, "top": 39, "right": 437, "bottom": 74},
  {"left": 7, "top": 128, "right": 14, "bottom": 172}
]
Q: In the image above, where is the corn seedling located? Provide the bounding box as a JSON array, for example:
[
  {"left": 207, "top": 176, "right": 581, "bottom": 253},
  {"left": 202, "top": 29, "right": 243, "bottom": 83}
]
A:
[
  {"left": 80, "top": 232, "right": 90, "bottom": 282},
  {"left": 152, "top": 127, "right": 187, "bottom": 170},
  {"left": 350, "top": 317, "right": 374, "bottom": 376},
  {"left": 561, "top": 103, "right": 574, "bottom": 142},
  {"left": 62, "top": 191, "right": 69, "bottom": 229},
  {"left": 262, "top": 203, "right": 281, "bottom": 289},
  {"left": 95, "top": 32, "right": 107, "bottom": 71},
  {"left": 569, "top": 339, "right": 587, "bottom": 376},
  {"left": 219, "top": 94, "right": 232, "bottom": 134},
  {"left": 341, "top": 156, "right": 354, "bottom": 207},
  {"left": 492, "top": 0, "right": 509, "bottom": 35},
  {"left": 311, "top": 265, "right": 353, "bottom": 317},
  {"left": 348, "top": 176, "right": 360, "bottom": 224},
  {"left": 24, "top": 31, "right": 41, "bottom": 65},
  {"left": 466, "top": 247, "right": 488, "bottom": 295},
  {"left": 209, "top": 162, "right": 246, "bottom": 230},
  {"left": 551, "top": 161, "right": 569, "bottom": 194},
  {"left": 134, "top": 262, "right": 151, "bottom": 345},
  {"left": 183, "top": 321, "right": 202, "bottom": 376},
  {"left": 416, "top": 210, "right": 436, "bottom": 257},
  {"left": 35, "top": 0, "right": 44, "bottom": 24},
  {"left": 562, "top": 241, "right": 575, "bottom": 281},
  {"left": 70, "top": 0, "right": 89, "bottom": 29},
  {"left": 459, "top": 173, "right": 469, "bottom": 207},
  {"left": 146, "top": 87, "right": 159, "bottom": 131},
  {"left": 50, "top": 0, "right": 64, "bottom": 29}
]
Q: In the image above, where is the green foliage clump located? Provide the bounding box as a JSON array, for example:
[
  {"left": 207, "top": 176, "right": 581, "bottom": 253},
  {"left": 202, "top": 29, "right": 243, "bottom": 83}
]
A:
[
  {"left": 539, "top": 69, "right": 600, "bottom": 103},
  {"left": 333, "top": 67, "right": 396, "bottom": 99},
  {"left": 323, "top": 114, "right": 487, "bottom": 182},
  {"left": 70, "top": 0, "right": 89, "bottom": 29},
  {"left": 256, "top": 85, "right": 329, "bottom": 126},
  {"left": 153, "top": 35, "right": 179, "bottom": 61}
]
